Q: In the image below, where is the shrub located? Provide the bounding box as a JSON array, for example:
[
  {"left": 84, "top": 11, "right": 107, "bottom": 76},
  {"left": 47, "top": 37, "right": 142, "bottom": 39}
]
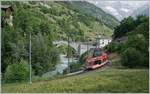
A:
[
  {"left": 121, "top": 47, "right": 143, "bottom": 68},
  {"left": 69, "top": 62, "right": 83, "bottom": 72},
  {"left": 4, "top": 59, "right": 29, "bottom": 83},
  {"left": 105, "top": 42, "right": 121, "bottom": 53},
  {"left": 126, "top": 34, "right": 147, "bottom": 53}
]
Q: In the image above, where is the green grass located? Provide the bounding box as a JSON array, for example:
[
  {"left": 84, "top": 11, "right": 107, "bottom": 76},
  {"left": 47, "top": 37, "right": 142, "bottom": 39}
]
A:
[
  {"left": 108, "top": 53, "right": 123, "bottom": 68},
  {"left": 2, "top": 68, "right": 149, "bottom": 93}
]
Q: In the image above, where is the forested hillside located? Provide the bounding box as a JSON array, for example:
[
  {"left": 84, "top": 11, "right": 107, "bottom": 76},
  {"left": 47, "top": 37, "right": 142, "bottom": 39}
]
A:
[
  {"left": 36, "top": 1, "right": 119, "bottom": 41},
  {"left": 105, "top": 15, "right": 149, "bottom": 68},
  {"left": 57, "top": 1, "right": 119, "bottom": 29},
  {"left": 2, "top": 1, "right": 60, "bottom": 80},
  {"left": 1, "top": 1, "right": 119, "bottom": 83}
]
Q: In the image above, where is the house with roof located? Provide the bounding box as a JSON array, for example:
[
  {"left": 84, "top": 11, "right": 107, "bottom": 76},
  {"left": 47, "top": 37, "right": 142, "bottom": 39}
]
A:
[
  {"left": 1, "top": 5, "right": 13, "bottom": 27},
  {"left": 96, "top": 35, "right": 112, "bottom": 48}
]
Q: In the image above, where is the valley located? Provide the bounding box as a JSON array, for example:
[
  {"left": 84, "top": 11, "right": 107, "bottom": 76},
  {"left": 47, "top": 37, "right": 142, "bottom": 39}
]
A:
[{"left": 1, "top": 1, "right": 149, "bottom": 93}]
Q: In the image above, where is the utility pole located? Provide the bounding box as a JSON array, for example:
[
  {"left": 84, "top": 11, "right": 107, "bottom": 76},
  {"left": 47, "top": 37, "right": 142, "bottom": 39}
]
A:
[
  {"left": 71, "top": 38, "right": 73, "bottom": 64},
  {"left": 67, "top": 35, "right": 70, "bottom": 73},
  {"left": 87, "top": 38, "right": 89, "bottom": 56},
  {"left": 78, "top": 43, "right": 81, "bottom": 57},
  {"left": 29, "top": 32, "right": 32, "bottom": 84}
]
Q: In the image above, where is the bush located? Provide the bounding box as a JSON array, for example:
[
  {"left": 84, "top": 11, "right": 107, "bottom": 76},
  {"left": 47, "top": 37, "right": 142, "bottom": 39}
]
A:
[
  {"left": 105, "top": 42, "right": 123, "bottom": 53},
  {"left": 127, "top": 34, "right": 147, "bottom": 53},
  {"left": 121, "top": 47, "right": 143, "bottom": 68},
  {"left": 4, "top": 59, "right": 29, "bottom": 83},
  {"left": 121, "top": 34, "right": 149, "bottom": 68},
  {"left": 70, "top": 62, "right": 83, "bottom": 72}
]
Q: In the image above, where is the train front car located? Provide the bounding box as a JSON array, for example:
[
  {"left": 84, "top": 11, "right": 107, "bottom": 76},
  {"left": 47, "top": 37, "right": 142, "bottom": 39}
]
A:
[{"left": 85, "top": 48, "right": 109, "bottom": 70}]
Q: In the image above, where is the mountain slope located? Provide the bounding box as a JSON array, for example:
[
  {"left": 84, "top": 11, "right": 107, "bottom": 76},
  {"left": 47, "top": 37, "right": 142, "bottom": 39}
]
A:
[
  {"left": 4, "top": 1, "right": 116, "bottom": 41},
  {"left": 57, "top": 1, "right": 119, "bottom": 29},
  {"left": 1, "top": 1, "right": 119, "bottom": 77},
  {"left": 33, "top": 1, "right": 118, "bottom": 41}
]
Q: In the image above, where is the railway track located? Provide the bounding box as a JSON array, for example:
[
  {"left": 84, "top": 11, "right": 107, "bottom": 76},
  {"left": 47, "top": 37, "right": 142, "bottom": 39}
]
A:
[
  {"left": 65, "top": 61, "right": 111, "bottom": 77},
  {"left": 66, "top": 70, "right": 85, "bottom": 76}
]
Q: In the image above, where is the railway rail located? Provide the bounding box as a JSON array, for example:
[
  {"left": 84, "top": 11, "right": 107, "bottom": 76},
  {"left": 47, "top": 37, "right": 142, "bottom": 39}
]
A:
[{"left": 66, "top": 60, "right": 111, "bottom": 76}]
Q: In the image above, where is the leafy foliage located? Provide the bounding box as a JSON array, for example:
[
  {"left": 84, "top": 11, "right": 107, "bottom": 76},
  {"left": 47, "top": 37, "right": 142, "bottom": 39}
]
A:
[
  {"left": 4, "top": 59, "right": 29, "bottom": 83},
  {"left": 121, "top": 47, "right": 143, "bottom": 68},
  {"left": 58, "top": 1, "right": 119, "bottom": 29},
  {"left": 63, "top": 62, "right": 83, "bottom": 74},
  {"left": 37, "top": 1, "right": 114, "bottom": 41},
  {"left": 1, "top": 2, "right": 59, "bottom": 78},
  {"left": 1, "top": 1, "right": 117, "bottom": 83},
  {"left": 113, "top": 16, "right": 135, "bottom": 38},
  {"left": 106, "top": 15, "right": 149, "bottom": 68},
  {"left": 114, "top": 16, "right": 148, "bottom": 39},
  {"left": 32, "top": 33, "right": 59, "bottom": 76}
]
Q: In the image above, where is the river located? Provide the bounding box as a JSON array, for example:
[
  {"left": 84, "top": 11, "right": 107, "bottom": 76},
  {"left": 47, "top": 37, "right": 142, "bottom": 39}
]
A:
[{"left": 42, "top": 54, "right": 78, "bottom": 77}]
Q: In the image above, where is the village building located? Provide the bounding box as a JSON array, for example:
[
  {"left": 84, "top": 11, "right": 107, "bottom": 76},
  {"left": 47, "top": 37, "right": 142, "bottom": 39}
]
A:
[
  {"left": 96, "top": 35, "right": 112, "bottom": 48},
  {"left": 1, "top": 5, "right": 13, "bottom": 27}
]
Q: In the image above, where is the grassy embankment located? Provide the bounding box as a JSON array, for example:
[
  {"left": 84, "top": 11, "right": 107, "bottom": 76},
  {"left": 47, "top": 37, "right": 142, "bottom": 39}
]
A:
[
  {"left": 2, "top": 53, "right": 149, "bottom": 93},
  {"left": 2, "top": 67, "right": 149, "bottom": 93}
]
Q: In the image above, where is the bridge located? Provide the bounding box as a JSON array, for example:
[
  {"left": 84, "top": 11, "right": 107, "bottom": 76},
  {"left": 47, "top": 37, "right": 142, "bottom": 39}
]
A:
[{"left": 53, "top": 41, "right": 95, "bottom": 55}]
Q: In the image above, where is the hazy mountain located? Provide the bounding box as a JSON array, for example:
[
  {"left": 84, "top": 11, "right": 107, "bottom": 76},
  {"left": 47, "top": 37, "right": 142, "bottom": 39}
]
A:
[
  {"left": 88, "top": 1, "right": 149, "bottom": 21},
  {"left": 131, "top": 4, "right": 149, "bottom": 18}
]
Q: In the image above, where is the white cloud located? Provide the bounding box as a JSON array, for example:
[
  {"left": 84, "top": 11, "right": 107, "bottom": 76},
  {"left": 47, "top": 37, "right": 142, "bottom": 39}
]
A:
[
  {"left": 120, "top": 8, "right": 129, "bottom": 13},
  {"left": 120, "top": 1, "right": 148, "bottom": 6},
  {"left": 105, "top": 6, "right": 120, "bottom": 16},
  {"left": 95, "top": 1, "right": 98, "bottom": 5},
  {"left": 105, "top": 6, "right": 117, "bottom": 13},
  {"left": 105, "top": 6, "right": 122, "bottom": 19}
]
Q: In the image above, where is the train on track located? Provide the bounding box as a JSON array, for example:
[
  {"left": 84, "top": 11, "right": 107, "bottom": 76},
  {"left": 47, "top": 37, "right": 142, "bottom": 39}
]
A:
[
  {"left": 66, "top": 48, "right": 110, "bottom": 76},
  {"left": 85, "top": 48, "right": 110, "bottom": 70}
]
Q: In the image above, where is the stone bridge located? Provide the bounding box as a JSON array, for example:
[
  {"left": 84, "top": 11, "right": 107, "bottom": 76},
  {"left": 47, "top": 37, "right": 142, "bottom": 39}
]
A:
[{"left": 53, "top": 41, "right": 95, "bottom": 55}]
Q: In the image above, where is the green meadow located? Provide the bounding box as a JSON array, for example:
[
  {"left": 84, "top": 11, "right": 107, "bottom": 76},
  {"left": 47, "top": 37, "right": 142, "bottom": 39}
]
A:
[{"left": 2, "top": 68, "right": 149, "bottom": 93}]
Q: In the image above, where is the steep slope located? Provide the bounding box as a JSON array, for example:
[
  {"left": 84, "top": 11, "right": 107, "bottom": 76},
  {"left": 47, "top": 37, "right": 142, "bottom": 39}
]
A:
[
  {"left": 32, "top": 1, "right": 116, "bottom": 41},
  {"left": 1, "top": 0, "right": 119, "bottom": 78},
  {"left": 58, "top": 1, "right": 119, "bottom": 29},
  {"left": 3, "top": 1, "right": 115, "bottom": 41}
]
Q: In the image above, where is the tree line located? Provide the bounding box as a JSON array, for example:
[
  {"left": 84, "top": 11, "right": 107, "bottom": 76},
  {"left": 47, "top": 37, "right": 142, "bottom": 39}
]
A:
[
  {"left": 2, "top": 2, "right": 60, "bottom": 83},
  {"left": 105, "top": 15, "right": 149, "bottom": 68}
]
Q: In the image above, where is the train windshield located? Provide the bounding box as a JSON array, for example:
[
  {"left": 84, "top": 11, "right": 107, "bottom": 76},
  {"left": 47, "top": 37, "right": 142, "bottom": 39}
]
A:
[{"left": 93, "top": 49, "right": 102, "bottom": 57}]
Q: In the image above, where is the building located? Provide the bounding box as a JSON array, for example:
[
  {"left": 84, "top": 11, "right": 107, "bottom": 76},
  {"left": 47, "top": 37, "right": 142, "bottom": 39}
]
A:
[
  {"left": 96, "top": 35, "right": 112, "bottom": 48},
  {"left": 1, "top": 5, "right": 13, "bottom": 27}
]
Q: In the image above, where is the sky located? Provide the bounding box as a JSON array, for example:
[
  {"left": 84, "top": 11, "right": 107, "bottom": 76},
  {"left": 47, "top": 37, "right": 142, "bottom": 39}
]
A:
[{"left": 87, "top": 0, "right": 149, "bottom": 20}]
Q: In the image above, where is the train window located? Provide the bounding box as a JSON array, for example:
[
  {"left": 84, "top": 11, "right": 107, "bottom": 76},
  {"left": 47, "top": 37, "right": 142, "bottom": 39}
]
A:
[{"left": 93, "top": 49, "right": 102, "bottom": 57}]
